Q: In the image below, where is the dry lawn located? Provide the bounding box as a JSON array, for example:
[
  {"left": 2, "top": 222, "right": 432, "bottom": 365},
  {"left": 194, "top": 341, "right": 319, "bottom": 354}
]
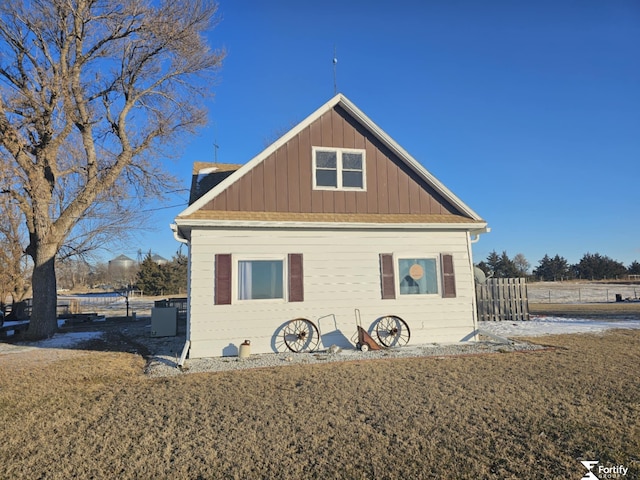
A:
[{"left": 1, "top": 330, "right": 639, "bottom": 479}]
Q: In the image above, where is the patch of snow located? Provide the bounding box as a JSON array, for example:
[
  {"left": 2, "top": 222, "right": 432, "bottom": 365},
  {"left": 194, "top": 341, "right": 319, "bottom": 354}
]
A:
[
  {"left": 28, "top": 331, "right": 103, "bottom": 349},
  {"left": 0, "top": 331, "right": 104, "bottom": 355},
  {"left": 2, "top": 320, "right": 29, "bottom": 328},
  {"left": 480, "top": 316, "right": 640, "bottom": 338}
]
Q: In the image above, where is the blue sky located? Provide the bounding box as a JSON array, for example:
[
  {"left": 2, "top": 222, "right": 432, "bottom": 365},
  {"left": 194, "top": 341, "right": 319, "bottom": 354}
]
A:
[{"left": 126, "top": 0, "right": 640, "bottom": 271}]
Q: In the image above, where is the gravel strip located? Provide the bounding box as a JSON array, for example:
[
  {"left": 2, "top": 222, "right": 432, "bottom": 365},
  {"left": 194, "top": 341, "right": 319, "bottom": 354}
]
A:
[
  {"left": 145, "top": 340, "right": 546, "bottom": 377},
  {"left": 1, "top": 315, "right": 547, "bottom": 378}
]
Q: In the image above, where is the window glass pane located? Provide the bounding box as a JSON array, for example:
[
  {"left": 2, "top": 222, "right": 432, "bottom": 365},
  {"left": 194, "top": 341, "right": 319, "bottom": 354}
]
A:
[
  {"left": 342, "top": 171, "right": 363, "bottom": 188},
  {"left": 316, "top": 169, "right": 337, "bottom": 187},
  {"left": 399, "top": 258, "right": 438, "bottom": 295},
  {"left": 342, "top": 152, "right": 362, "bottom": 170},
  {"left": 316, "top": 151, "right": 337, "bottom": 168},
  {"left": 238, "top": 260, "right": 283, "bottom": 300}
]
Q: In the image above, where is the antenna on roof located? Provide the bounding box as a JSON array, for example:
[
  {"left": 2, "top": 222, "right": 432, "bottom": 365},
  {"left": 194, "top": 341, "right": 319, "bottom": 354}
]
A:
[
  {"left": 333, "top": 45, "right": 338, "bottom": 95},
  {"left": 213, "top": 123, "right": 219, "bottom": 163}
]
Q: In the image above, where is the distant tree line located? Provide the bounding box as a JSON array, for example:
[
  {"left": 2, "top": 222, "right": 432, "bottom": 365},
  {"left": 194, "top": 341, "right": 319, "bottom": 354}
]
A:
[
  {"left": 3, "top": 250, "right": 187, "bottom": 302},
  {"left": 477, "top": 250, "right": 640, "bottom": 281}
]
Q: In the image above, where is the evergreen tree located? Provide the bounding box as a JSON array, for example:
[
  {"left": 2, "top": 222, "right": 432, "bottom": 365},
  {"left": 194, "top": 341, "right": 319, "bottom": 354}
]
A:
[
  {"left": 482, "top": 251, "right": 501, "bottom": 278},
  {"left": 477, "top": 251, "right": 521, "bottom": 278},
  {"left": 533, "top": 254, "right": 571, "bottom": 281},
  {"left": 628, "top": 261, "right": 640, "bottom": 275},
  {"left": 574, "top": 253, "right": 626, "bottom": 280},
  {"left": 135, "top": 250, "right": 187, "bottom": 296},
  {"left": 496, "top": 251, "right": 520, "bottom": 278},
  {"left": 135, "top": 253, "right": 166, "bottom": 296},
  {"left": 163, "top": 251, "right": 188, "bottom": 295}
]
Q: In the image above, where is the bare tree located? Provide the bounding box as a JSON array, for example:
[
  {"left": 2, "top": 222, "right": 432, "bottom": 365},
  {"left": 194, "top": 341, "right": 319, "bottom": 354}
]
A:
[
  {"left": 87, "top": 261, "right": 110, "bottom": 289},
  {"left": 513, "top": 253, "right": 531, "bottom": 277},
  {"left": 0, "top": 0, "right": 224, "bottom": 339},
  {"left": 0, "top": 196, "right": 31, "bottom": 306},
  {"left": 56, "top": 258, "right": 92, "bottom": 291}
]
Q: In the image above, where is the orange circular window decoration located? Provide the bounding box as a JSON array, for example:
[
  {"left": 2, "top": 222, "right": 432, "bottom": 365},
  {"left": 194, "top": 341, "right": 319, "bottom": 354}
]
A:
[{"left": 409, "top": 263, "right": 424, "bottom": 280}]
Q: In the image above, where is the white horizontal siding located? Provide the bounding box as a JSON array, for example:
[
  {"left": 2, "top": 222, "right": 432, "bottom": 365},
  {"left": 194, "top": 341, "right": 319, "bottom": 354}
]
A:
[{"left": 187, "top": 228, "right": 477, "bottom": 358}]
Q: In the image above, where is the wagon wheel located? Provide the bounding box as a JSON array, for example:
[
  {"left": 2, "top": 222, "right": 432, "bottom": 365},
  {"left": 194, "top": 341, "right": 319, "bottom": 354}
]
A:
[
  {"left": 283, "top": 318, "right": 320, "bottom": 353},
  {"left": 374, "top": 315, "right": 410, "bottom": 347}
]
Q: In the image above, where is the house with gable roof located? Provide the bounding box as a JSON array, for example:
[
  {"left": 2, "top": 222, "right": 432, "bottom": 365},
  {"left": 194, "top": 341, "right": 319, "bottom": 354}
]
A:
[{"left": 171, "top": 94, "right": 489, "bottom": 358}]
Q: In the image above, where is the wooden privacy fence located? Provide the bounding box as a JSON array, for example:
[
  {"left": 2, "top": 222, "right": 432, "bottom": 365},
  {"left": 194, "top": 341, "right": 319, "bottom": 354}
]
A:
[{"left": 476, "top": 278, "right": 530, "bottom": 321}]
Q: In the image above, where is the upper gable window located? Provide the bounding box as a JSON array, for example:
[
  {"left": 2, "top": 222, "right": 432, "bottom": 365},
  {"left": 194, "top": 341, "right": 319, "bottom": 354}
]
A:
[{"left": 313, "top": 147, "right": 366, "bottom": 190}]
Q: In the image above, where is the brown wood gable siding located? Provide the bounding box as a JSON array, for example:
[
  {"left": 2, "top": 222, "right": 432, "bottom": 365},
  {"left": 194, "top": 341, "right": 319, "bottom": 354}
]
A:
[{"left": 201, "top": 106, "right": 462, "bottom": 217}]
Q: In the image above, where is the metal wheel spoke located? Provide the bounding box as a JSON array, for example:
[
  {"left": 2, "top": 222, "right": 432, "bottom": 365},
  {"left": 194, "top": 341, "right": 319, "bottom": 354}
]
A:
[
  {"left": 283, "top": 318, "right": 320, "bottom": 353},
  {"left": 375, "top": 315, "right": 410, "bottom": 347}
]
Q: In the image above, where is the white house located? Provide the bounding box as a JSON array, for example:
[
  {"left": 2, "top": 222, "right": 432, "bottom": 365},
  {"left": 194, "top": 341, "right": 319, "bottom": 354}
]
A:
[{"left": 172, "top": 94, "right": 489, "bottom": 358}]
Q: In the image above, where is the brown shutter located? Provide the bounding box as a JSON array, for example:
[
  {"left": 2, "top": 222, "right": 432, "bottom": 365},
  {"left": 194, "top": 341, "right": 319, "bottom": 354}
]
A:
[
  {"left": 380, "top": 253, "right": 396, "bottom": 299},
  {"left": 288, "top": 253, "right": 304, "bottom": 302},
  {"left": 214, "top": 254, "right": 232, "bottom": 305},
  {"left": 441, "top": 254, "right": 456, "bottom": 298}
]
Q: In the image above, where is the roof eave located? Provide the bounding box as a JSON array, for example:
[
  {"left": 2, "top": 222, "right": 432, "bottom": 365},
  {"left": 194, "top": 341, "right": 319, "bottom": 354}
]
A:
[{"left": 174, "top": 217, "right": 488, "bottom": 232}]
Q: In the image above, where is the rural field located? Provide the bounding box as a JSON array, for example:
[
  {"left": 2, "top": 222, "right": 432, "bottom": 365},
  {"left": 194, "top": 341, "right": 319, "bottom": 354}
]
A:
[
  {"left": 528, "top": 280, "right": 640, "bottom": 306},
  {"left": 1, "top": 282, "right": 639, "bottom": 479},
  {"left": 1, "top": 328, "right": 639, "bottom": 479}
]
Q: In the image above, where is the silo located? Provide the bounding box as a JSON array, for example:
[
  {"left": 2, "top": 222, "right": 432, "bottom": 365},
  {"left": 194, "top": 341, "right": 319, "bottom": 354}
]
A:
[
  {"left": 151, "top": 254, "right": 169, "bottom": 265},
  {"left": 108, "top": 254, "right": 135, "bottom": 270},
  {"left": 108, "top": 254, "right": 136, "bottom": 288}
]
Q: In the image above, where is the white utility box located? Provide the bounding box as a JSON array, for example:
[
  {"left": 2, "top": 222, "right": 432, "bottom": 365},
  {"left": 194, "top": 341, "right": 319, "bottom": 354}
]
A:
[{"left": 150, "top": 307, "right": 177, "bottom": 337}]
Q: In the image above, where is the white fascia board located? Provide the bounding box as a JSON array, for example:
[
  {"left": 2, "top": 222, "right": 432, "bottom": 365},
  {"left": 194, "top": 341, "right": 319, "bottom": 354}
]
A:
[
  {"left": 178, "top": 94, "right": 346, "bottom": 217},
  {"left": 174, "top": 218, "right": 488, "bottom": 232}
]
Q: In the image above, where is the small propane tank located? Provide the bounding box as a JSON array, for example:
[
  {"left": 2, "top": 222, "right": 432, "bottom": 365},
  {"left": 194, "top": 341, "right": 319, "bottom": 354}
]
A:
[{"left": 239, "top": 340, "right": 251, "bottom": 359}]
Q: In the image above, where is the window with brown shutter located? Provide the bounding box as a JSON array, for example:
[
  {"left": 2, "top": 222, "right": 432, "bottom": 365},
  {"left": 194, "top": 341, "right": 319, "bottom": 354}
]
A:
[
  {"left": 288, "top": 253, "right": 304, "bottom": 302},
  {"left": 214, "top": 254, "right": 232, "bottom": 305},
  {"left": 441, "top": 253, "right": 456, "bottom": 298},
  {"left": 380, "top": 253, "right": 396, "bottom": 299}
]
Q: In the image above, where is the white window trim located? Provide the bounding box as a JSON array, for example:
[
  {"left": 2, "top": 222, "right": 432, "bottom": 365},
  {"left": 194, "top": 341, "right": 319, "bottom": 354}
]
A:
[
  {"left": 232, "top": 254, "right": 287, "bottom": 303},
  {"left": 394, "top": 254, "right": 441, "bottom": 297},
  {"left": 312, "top": 146, "right": 367, "bottom": 191}
]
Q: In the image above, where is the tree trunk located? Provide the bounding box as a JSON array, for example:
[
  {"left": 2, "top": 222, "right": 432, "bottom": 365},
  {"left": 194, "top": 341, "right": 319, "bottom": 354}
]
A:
[{"left": 24, "top": 246, "right": 58, "bottom": 340}]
